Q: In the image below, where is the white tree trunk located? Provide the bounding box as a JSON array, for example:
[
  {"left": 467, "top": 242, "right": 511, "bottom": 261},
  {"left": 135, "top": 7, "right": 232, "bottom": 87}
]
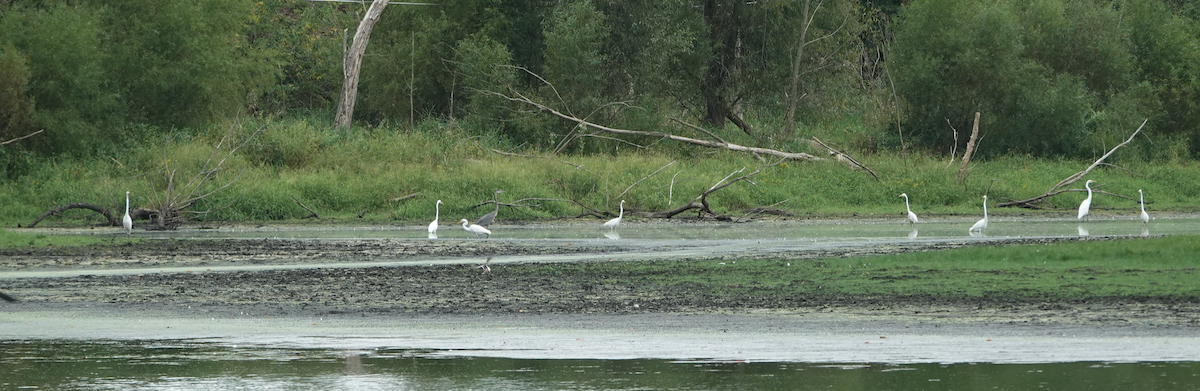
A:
[{"left": 335, "top": 0, "right": 389, "bottom": 131}]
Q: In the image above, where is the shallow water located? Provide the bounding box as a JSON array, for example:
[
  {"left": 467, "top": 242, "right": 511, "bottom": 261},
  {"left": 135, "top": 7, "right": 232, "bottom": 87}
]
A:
[{"left": 3, "top": 340, "right": 1198, "bottom": 391}]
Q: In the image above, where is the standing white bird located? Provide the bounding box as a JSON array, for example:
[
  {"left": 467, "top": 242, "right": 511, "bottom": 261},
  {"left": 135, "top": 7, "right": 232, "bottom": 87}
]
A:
[
  {"left": 899, "top": 193, "right": 918, "bottom": 225},
  {"left": 460, "top": 218, "right": 492, "bottom": 238},
  {"left": 1138, "top": 189, "right": 1150, "bottom": 224},
  {"left": 428, "top": 200, "right": 443, "bottom": 236},
  {"left": 122, "top": 191, "right": 133, "bottom": 235},
  {"left": 969, "top": 195, "right": 988, "bottom": 233},
  {"left": 604, "top": 200, "right": 625, "bottom": 230},
  {"left": 1077, "top": 179, "right": 1096, "bottom": 221}
]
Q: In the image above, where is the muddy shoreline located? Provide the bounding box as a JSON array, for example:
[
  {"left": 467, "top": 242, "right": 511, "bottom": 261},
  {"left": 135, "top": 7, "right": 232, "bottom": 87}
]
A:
[{"left": 1, "top": 236, "right": 1198, "bottom": 327}]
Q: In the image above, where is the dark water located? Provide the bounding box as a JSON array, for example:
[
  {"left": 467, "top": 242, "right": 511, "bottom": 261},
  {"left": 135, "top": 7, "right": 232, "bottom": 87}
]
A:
[{"left": 3, "top": 340, "right": 1197, "bottom": 390}]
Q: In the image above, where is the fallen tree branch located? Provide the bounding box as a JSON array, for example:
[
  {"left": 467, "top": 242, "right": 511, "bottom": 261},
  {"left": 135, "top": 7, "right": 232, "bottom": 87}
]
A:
[
  {"left": 390, "top": 192, "right": 421, "bottom": 202},
  {"left": 617, "top": 160, "right": 675, "bottom": 200},
  {"left": 669, "top": 117, "right": 727, "bottom": 145},
  {"left": 479, "top": 88, "right": 823, "bottom": 163},
  {"left": 291, "top": 196, "right": 320, "bottom": 219},
  {"left": 27, "top": 203, "right": 116, "bottom": 228},
  {"left": 808, "top": 137, "right": 879, "bottom": 181},
  {"left": 999, "top": 119, "right": 1148, "bottom": 209},
  {"left": 1, "top": 129, "right": 44, "bottom": 146},
  {"left": 644, "top": 159, "right": 783, "bottom": 219}
]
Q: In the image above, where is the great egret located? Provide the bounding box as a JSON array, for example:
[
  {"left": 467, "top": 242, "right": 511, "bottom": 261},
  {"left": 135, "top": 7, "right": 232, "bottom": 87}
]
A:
[
  {"left": 428, "top": 200, "right": 443, "bottom": 235},
  {"left": 460, "top": 218, "right": 492, "bottom": 238},
  {"left": 604, "top": 200, "right": 625, "bottom": 230},
  {"left": 475, "top": 190, "right": 504, "bottom": 227},
  {"left": 969, "top": 195, "right": 988, "bottom": 233},
  {"left": 1077, "top": 179, "right": 1096, "bottom": 221},
  {"left": 1138, "top": 189, "right": 1150, "bottom": 224},
  {"left": 122, "top": 191, "right": 133, "bottom": 235},
  {"left": 899, "top": 193, "right": 918, "bottom": 225}
]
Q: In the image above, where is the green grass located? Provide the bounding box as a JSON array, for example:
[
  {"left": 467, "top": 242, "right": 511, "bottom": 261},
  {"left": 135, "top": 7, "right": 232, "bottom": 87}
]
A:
[
  {"left": 0, "top": 229, "right": 134, "bottom": 249},
  {"left": 550, "top": 236, "right": 1200, "bottom": 302},
  {"left": 2, "top": 115, "right": 1199, "bottom": 228}
]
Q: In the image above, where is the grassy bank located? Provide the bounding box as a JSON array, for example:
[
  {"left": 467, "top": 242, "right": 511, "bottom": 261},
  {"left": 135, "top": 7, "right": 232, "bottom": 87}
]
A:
[
  {"left": 3, "top": 116, "right": 1198, "bottom": 228},
  {"left": 537, "top": 235, "right": 1200, "bottom": 304}
]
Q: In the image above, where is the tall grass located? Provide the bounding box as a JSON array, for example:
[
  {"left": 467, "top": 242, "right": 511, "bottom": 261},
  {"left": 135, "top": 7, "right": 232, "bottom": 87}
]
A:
[{"left": 2, "top": 115, "right": 1198, "bottom": 227}]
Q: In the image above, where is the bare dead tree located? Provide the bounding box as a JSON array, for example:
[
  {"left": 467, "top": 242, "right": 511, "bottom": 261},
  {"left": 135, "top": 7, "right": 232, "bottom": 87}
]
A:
[
  {"left": 998, "top": 119, "right": 1147, "bottom": 209},
  {"left": 149, "top": 126, "right": 264, "bottom": 229},
  {"left": 957, "top": 112, "right": 982, "bottom": 185},
  {"left": 334, "top": 0, "right": 389, "bottom": 131}
]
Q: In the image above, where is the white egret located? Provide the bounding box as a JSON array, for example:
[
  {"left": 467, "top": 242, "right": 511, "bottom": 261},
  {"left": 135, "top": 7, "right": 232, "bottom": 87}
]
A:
[
  {"left": 604, "top": 200, "right": 625, "bottom": 230},
  {"left": 460, "top": 218, "right": 492, "bottom": 238},
  {"left": 122, "top": 191, "right": 133, "bottom": 235},
  {"left": 969, "top": 195, "right": 988, "bottom": 233},
  {"left": 428, "top": 200, "right": 443, "bottom": 236},
  {"left": 475, "top": 190, "right": 504, "bottom": 227},
  {"left": 899, "top": 193, "right": 918, "bottom": 225},
  {"left": 1138, "top": 189, "right": 1150, "bottom": 224},
  {"left": 1077, "top": 179, "right": 1096, "bottom": 221}
]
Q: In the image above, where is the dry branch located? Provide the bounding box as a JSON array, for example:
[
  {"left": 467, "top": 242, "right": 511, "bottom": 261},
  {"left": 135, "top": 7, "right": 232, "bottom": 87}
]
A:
[
  {"left": 617, "top": 160, "right": 675, "bottom": 200},
  {"left": 150, "top": 126, "right": 263, "bottom": 229},
  {"left": 0, "top": 129, "right": 43, "bottom": 146},
  {"left": 291, "top": 196, "right": 320, "bottom": 219},
  {"left": 481, "top": 88, "right": 824, "bottom": 163},
  {"left": 390, "top": 192, "right": 421, "bottom": 202},
  {"left": 998, "top": 119, "right": 1148, "bottom": 208},
  {"left": 27, "top": 203, "right": 116, "bottom": 228},
  {"left": 808, "top": 137, "right": 879, "bottom": 181},
  {"left": 645, "top": 159, "right": 782, "bottom": 219}
]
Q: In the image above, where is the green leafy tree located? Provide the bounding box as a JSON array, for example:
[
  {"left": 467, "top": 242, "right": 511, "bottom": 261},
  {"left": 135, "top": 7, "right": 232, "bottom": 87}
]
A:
[{"left": 0, "top": 43, "right": 34, "bottom": 141}]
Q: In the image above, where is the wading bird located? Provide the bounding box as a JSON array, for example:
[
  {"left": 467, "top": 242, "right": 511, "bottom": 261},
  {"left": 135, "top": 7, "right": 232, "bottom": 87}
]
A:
[
  {"left": 428, "top": 200, "right": 443, "bottom": 236},
  {"left": 604, "top": 200, "right": 625, "bottom": 230},
  {"left": 475, "top": 190, "right": 504, "bottom": 228},
  {"left": 1078, "top": 179, "right": 1096, "bottom": 221},
  {"left": 460, "top": 218, "right": 492, "bottom": 238},
  {"left": 899, "top": 193, "right": 918, "bottom": 226},
  {"left": 969, "top": 195, "right": 988, "bottom": 233},
  {"left": 478, "top": 257, "right": 492, "bottom": 273},
  {"left": 1138, "top": 189, "right": 1150, "bottom": 224},
  {"left": 122, "top": 191, "right": 133, "bottom": 235}
]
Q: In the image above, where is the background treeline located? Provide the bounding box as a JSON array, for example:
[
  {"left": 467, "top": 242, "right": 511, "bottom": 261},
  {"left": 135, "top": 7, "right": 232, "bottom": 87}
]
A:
[{"left": 3, "top": 0, "right": 1200, "bottom": 167}]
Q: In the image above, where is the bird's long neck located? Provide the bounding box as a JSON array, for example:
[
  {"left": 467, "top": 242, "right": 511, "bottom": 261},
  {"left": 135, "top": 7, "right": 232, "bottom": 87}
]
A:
[
  {"left": 618, "top": 202, "right": 624, "bottom": 218},
  {"left": 983, "top": 199, "right": 988, "bottom": 219},
  {"left": 1085, "top": 182, "right": 1093, "bottom": 199},
  {"left": 904, "top": 196, "right": 911, "bottom": 212},
  {"left": 435, "top": 203, "right": 440, "bottom": 219},
  {"left": 125, "top": 193, "right": 130, "bottom": 214},
  {"left": 1140, "top": 192, "right": 1146, "bottom": 212}
]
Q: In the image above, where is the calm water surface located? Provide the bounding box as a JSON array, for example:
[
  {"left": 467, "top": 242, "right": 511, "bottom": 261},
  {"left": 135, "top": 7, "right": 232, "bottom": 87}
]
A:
[{"left": 3, "top": 340, "right": 1197, "bottom": 391}]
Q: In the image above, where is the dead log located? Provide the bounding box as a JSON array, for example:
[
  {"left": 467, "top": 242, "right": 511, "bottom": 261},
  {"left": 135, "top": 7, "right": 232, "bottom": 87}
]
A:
[
  {"left": 291, "top": 196, "right": 320, "bottom": 219},
  {"left": 998, "top": 119, "right": 1147, "bottom": 208}
]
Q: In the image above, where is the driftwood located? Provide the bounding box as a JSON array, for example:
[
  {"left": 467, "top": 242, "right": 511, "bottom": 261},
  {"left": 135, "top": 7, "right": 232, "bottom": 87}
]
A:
[
  {"left": 481, "top": 87, "right": 824, "bottom": 163},
  {"left": 957, "top": 112, "right": 981, "bottom": 184},
  {"left": 998, "top": 119, "right": 1147, "bottom": 208},
  {"left": 334, "top": 0, "right": 389, "bottom": 131},
  {"left": 644, "top": 159, "right": 781, "bottom": 219}
]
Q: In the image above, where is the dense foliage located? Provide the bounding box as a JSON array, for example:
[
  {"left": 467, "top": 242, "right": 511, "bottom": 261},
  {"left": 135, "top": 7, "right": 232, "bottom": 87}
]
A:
[{"left": 3, "top": 0, "right": 1200, "bottom": 167}]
